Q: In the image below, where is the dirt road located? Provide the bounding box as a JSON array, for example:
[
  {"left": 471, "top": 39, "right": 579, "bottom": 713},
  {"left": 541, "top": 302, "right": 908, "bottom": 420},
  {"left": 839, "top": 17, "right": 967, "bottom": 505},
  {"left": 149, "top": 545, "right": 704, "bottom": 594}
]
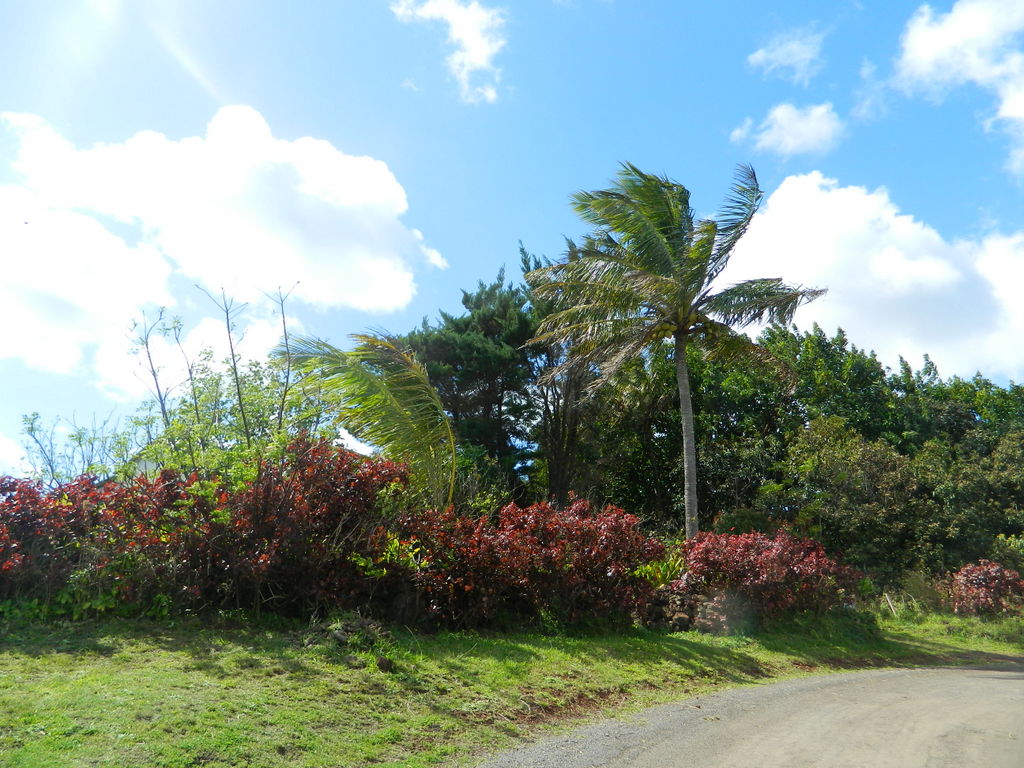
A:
[{"left": 478, "top": 663, "right": 1024, "bottom": 768}]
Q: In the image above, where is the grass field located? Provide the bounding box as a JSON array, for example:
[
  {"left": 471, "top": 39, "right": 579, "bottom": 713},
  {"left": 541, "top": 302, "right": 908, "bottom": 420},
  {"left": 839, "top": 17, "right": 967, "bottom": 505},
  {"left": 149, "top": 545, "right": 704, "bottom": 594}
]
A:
[{"left": 1, "top": 610, "right": 1021, "bottom": 768}]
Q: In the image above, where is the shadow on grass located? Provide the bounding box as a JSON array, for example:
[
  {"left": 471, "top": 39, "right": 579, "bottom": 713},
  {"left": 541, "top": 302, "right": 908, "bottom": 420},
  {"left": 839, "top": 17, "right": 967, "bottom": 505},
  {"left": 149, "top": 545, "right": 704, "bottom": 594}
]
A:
[
  {"left": 4, "top": 609, "right": 1020, "bottom": 700},
  {"left": 411, "top": 627, "right": 766, "bottom": 676},
  {"left": 749, "top": 611, "right": 1024, "bottom": 670},
  {"left": 0, "top": 615, "right": 318, "bottom": 678},
  {"left": 282, "top": 623, "right": 784, "bottom": 733}
]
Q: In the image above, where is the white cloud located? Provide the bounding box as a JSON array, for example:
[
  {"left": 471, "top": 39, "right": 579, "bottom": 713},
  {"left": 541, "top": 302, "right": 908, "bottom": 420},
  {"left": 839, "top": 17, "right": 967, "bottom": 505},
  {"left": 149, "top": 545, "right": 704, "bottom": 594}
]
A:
[
  {"left": 896, "top": 0, "right": 1024, "bottom": 171},
  {"left": 852, "top": 60, "right": 888, "bottom": 121},
  {"left": 734, "top": 103, "right": 844, "bottom": 157},
  {"left": 727, "top": 171, "right": 1024, "bottom": 380},
  {"left": 748, "top": 28, "right": 825, "bottom": 86},
  {"left": 339, "top": 430, "right": 374, "bottom": 456},
  {"left": 729, "top": 117, "right": 753, "bottom": 143},
  {"left": 391, "top": 0, "right": 507, "bottom": 104},
  {"left": 972, "top": 232, "right": 1024, "bottom": 367},
  {"left": 0, "top": 106, "right": 443, "bottom": 390},
  {"left": 413, "top": 228, "right": 449, "bottom": 268},
  {"left": 3, "top": 107, "right": 436, "bottom": 310},
  {"left": 0, "top": 184, "right": 174, "bottom": 375}
]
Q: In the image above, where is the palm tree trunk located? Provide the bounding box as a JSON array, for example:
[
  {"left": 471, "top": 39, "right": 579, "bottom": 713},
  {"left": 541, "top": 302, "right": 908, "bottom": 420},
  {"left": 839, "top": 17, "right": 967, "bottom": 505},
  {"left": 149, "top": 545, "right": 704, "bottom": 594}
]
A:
[{"left": 674, "top": 333, "right": 699, "bottom": 538}]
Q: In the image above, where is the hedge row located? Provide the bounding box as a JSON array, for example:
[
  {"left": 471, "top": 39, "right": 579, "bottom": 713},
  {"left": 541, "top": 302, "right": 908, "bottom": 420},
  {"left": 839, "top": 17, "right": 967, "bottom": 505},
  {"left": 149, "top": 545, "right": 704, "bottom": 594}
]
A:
[
  {"left": 0, "top": 440, "right": 665, "bottom": 626},
  {"left": 5, "top": 442, "right": 1018, "bottom": 628},
  {"left": 0, "top": 439, "right": 404, "bottom": 617},
  {"left": 399, "top": 500, "right": 664, "bottom": 626}
]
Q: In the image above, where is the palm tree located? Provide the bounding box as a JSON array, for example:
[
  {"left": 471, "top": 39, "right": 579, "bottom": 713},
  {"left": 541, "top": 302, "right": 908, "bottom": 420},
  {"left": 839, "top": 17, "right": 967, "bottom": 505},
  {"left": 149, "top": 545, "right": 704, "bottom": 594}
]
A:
[
  {"left": 527, "top": 163, "right": 825, "bottom": 538},
  {"left": 279, "top": 332, "right": 456, "bottom": 509}
]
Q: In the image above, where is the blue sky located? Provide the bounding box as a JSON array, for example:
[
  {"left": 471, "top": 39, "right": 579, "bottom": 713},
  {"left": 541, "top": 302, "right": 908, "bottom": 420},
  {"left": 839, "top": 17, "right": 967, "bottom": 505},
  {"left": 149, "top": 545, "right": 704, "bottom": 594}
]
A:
[{"left": 3, "top": 0, "right": 1024, "bottom": 473}]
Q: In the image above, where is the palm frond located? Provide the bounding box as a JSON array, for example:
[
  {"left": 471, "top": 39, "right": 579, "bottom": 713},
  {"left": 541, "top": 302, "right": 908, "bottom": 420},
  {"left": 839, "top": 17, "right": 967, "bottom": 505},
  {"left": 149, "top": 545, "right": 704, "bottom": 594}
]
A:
[
  {"left": 278, "top": 332, "right": 456, "bottom": 508},
  {"left": 681, "top": 220, "right": 718, "bottom": 302},
  {"left": 700, "top": 278, "right": 826, "bottom": 328},
  {"left": 532, "top": 274, "right": 673, "bottom": 315},
  {"left": 706, "top": 164, "right": 764, "bottom": 283},
  {"left": 539, "top": 324, "right": 668, "bottom": 393},
  {"left": 533, "top": 305, "right": 662, "bottom": 348},
  {"left": 571, "top": 164, "right": 694, "bottom": 278}
]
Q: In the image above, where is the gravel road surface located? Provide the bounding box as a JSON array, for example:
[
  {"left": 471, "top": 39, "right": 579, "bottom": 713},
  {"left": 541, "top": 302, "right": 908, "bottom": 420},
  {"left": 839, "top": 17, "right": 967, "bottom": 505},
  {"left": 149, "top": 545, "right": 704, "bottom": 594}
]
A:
[{"left": 478, "top": 663, "right": 1024, "bottom": 768}]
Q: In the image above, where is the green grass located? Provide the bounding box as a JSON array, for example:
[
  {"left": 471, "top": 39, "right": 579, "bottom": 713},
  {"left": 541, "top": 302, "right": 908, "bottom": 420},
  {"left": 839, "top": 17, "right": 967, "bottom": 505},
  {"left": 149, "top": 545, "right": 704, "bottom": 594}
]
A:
[{"left": 0, "top": 610, "right": 1020, "bottom": 768}]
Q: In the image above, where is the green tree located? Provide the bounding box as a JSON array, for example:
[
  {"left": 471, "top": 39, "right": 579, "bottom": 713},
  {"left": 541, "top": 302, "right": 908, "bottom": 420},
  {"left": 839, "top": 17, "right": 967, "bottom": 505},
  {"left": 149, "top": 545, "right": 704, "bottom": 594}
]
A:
[
  {"left": 889, "top": 357, "right": 981, "bottom": 453},
  {"left": 761, "top": 324, "right": 896, "bottom": 442},
  {"left": 20, "top": 299, "right": 332, "bottom": 489},
  {"left": 770, "top": 416, "right": 935, "bottom": 582},
  {"left": 405, "top": 269, "right": 536, "bottom": 496},
  {"left": 577, "top": 336, "right": 798, "bottom": 529},
  {"left": 584, "top": 343, "right": 682, "bottom": 520},
  {"left": 136, "top": 350, "right": 328, "bottom": 486},
  {"left": 689, "top": 338, "right": 799, "bottom": 526},
  {"left": 520, "top": 247, "right": 600, "bottom": 505},
  {"left": 911, "top": 429, "right": 1024, "bottom": 570},
  {"left": 528, "top": 163, "right": 824, "bottom": 537}
]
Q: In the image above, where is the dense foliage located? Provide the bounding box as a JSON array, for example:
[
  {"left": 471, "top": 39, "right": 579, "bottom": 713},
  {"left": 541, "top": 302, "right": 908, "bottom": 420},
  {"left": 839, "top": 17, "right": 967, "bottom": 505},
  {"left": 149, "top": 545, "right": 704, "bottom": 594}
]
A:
[
  {"left": 675, "top": 531, "right": 859, "bottom": 631},
  {"left": 1, "top": 458, "right": 670, "bottom": 628},
  {"left": 400, "top": 499, "right": 664, "bottom": 627},
  {"left": 0, "top": 439, "right": 405, "bottom": 617},
  {"left": 404, "top": 269, "right": 537, "bottom": 500}
]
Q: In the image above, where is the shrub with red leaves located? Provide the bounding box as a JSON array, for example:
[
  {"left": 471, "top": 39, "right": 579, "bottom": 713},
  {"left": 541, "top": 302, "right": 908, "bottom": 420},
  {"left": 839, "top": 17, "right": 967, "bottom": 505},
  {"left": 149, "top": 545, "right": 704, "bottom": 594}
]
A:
[
  {"left": 0, "top": 474, "right": 96, "bottom": 601},
  {"left": 949, "top": 560, "right": 1024, "bottom": 616},
  {"left": 0, "top": 438, "right": 406, "bottom": 616},
  {"left": 400, "top": 499, "right": 664, "bottom": 627},
  {"left": 677, "top": 530, "right": 859, "bottom": 630},
  {"left": 224, "top": 437, "right": 406, "bottom": 613}
]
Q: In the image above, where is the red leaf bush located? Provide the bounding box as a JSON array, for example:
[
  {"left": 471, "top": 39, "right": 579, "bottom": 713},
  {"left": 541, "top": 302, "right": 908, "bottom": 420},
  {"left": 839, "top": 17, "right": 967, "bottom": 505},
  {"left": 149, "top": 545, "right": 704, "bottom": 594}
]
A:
[
  {"left": 676, "top": 531, "right": 859, "bottom": 631},
  {"left": 223, "top": 438, "right": 406, "bottom": 613},
  {"left": 0, "top": 438, "right": 405, "bottom": 616},
  {"left": 399, "top": 499, "right": 664, "bottom": 627},
  {"left": 0, "top": 475, "right": 101, "bottom": 602},
  {"left": 949, "top": 560, "right": 1024, "bottom": 616}
]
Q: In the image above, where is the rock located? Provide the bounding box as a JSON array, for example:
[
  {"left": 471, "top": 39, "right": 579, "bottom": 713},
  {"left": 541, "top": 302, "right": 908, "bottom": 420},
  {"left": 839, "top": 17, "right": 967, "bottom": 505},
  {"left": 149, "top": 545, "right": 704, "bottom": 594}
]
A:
[{"left": 640, "top": 584, "right": 697, "bottom": 631}]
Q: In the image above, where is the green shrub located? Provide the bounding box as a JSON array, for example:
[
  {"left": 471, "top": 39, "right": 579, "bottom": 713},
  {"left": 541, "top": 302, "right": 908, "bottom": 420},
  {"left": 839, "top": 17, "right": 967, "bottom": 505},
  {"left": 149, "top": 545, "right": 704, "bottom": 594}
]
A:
[
  {"left": 633, "top": 548, "right": 685, "bottom": 588},
  {"left": 899, "top": 570, "right": 945, "bottom": 611},
  {"left": 989, "top": 534, "right": 1024, "bottom": 574}
]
